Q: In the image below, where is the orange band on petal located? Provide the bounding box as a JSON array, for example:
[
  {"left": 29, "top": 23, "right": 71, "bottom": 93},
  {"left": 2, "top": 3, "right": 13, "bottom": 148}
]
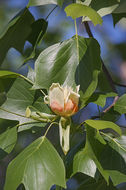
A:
[{"left": 50, "top": 101, "right": 64, "bottom": 113}]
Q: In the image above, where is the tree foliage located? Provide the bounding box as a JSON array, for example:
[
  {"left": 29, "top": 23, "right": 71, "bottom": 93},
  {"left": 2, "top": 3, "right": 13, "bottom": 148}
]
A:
[{"left": 0, "top": 0, "right": 126, "bottom": 189}]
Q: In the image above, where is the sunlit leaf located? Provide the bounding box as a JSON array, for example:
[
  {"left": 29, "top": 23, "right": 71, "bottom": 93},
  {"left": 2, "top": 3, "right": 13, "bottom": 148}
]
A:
[
  {"left": 0, "top": 77, "right": 50, "bottom": 128},
  {"left": 28, "top": 0, "right": 64, "bottom": 7},
  {"left": 0, "top": 70, "right": 19, "bottom": 78},
  {"left": 85, "top": 119, "right": 122, "bottom": 135},
  {"left": 34, "top": 36, "right": 102, "bottom": 100},
  {"left": 4, "top": 137, "right": 66, "bottom": 190},
  {"left": 65, "top": 3, "right": 102, "bottom": 26}
]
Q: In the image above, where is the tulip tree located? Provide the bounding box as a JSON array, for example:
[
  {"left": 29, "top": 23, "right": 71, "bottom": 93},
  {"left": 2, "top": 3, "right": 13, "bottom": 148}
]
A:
[{"left": 0, "top": 0, "right": 126, "bottom": 189}]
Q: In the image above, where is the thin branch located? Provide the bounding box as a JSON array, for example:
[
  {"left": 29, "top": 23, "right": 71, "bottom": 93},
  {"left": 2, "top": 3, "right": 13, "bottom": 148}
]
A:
[
  {"left": 84, "top": 21, "right": 117, "bottom": 93},
  {"left": 84, "top": 21, "right": 119, "bottom": 113},
  {"left": 45, "top": 5, "right": 58, "bottom": 20},
  {"left": 103, "top": 96, "right": 119, "bottom": 113},
  {"left": 114, "top": 82, "right": 126, "bottom": 88},
  {"left": 44, "top": 122, "right": 58, "bottom": 137}
]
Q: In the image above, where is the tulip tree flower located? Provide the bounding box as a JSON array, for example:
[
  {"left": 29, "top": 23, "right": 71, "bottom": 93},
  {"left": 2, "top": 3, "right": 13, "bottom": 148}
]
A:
[
  {"left": 44, "top": 83, "right": 80, "bottom": 154},
  {"left": 44, "top": 83, "right": 80, "bottom": 117}
]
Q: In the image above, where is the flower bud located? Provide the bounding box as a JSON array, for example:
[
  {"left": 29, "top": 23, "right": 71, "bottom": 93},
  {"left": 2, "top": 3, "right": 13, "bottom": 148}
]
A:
[{"left": 44, "top": 83, "right": 80, "bottom": 117}]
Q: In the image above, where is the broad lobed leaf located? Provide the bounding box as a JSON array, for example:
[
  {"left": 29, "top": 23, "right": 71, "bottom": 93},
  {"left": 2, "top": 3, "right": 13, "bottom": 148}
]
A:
[
  {"left": 85, "top": 119, "right": 122, "bottom": 136},
  {"left": 73, "top": 126, "right": 126, "bottom": 186},
  {"left": 0, "top": 8, "right": 47, "bottom": 65},
  {"left": 0, "top": 76, "right": 50, "bottom": 129},
  {"left": 33, "top": 36, "right": 102, "bottom": 101},
  {"left": 0, "top": 126, "right": 17, "bottom": 160},
  {"left": 4, "top": 136, "right": 66, "bottom": 190}
]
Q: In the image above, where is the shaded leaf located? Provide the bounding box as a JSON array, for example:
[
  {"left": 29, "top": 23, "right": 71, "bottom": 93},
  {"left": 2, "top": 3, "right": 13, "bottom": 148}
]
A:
[
  {"left": 112, "top": 13, "right": 126, "bottom": 25},
  {"left": 98, "top": 70, "right": 114, "bottom": 93},
  {"left": 85, "top": 119, "right": 122, "bottom": 136},
  {"left": 0, "top": 8, "right": 48, "bottom": 65},
  {"left": 23, "top": 18, "right": 48, "bottom": 63},
  {"left": 4, "top": 137, "right": 66, "bottom": 190},
  {"left": 0, "top": 126, "right": 17, "bottom": 156},
  {"left": 114, "top": 94, "right": 126, "bottom": 114},
  {"left": 65, "top": 138, "right": 85, "bottom": 178},
  {"left": 0, "top": 8, "right": 34, "bottom": 65},
  {"left": 101, "top": 107, "right": 120, "bottom": 122},
  {"left": 101, "top": 134, "right": 126, "bottom": 185},
  {"left": 81, "top": 92, "right": 117, "bottom": 108},
  {"left": 112, "top": 0, "right": 126, "bottom": 24},
  {"left": 65, "top": 3, "right": 102, "bottom": 26},
  {"left": 34, "top": 36, "right": 102, "bottom": 100},
  {"left": 73, "top": 127, "right": 109, "bottom": 182},
  {"left": 74, "top": 174, "right": 118, "bottom": 190}
]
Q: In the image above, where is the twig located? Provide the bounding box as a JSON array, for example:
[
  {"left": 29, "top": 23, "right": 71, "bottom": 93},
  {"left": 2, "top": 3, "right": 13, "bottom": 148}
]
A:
[
  {"left": 84, "top": 21, "right": 119, "bottom": 113},
  {"left": 84, "top": 21, "right": 117, "bottom": 93},
  {"left": 114, "top": 82, "right": 126, "bottom": 88},
  {"left": 45, "top": 5, "right": 58, "bottom": 20}
]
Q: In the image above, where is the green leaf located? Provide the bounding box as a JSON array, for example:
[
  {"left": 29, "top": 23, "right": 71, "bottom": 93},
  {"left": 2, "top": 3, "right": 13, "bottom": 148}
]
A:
[
  {"left": 75, "top": 174, "right": 118, "bottom": 190},
  {"left": 0, "top": 8, "right": 48, "bottom": 65},
  {"left": 81, "top": 92, "right": 117, "bottom": 108},
  {"left": 28, "top": 0, "right": 64, "bottom": 7},
  {"left": 98, "top": 70, "right": 114, "bottom": 93},
  {"left": 65, "top": 3, "right": 103, "bottom": 26},
  {"left": 0, "top": 70, "right": 19, "bottom": 78},
  {"left": 112, "top": 13, "right": 126, "bottom": 25},
  {"left": 77, "top": 0, "right": 119, "bottom": 21},
  {"left": 23, "top": 18, "right": 48, "bottom": 64},
  {"left": 0, "top": 8, "right": 34, "bottom": 65},
  {"left": 89, "top": 0, "right": 119, "bottom": 17},
  {"left": 73, "top": 126, "right": 109, "bottom": 182},
  {"left": 114, "top": 94, "right": 126, "bottom": 114},
  {"left": 34, "top": 36, "right": 102, "bottom": 100},
  {"left": 4, "top": 136, "right": 66, "bottom": 190},
  {"left": 0, "top": 77, "right": 50, "bottom": 127},
  {"left": 85, "top": 120, "right": 122, "bottom": 136},
  {"left": 0, "top": 126, "right": 17, "bottom": 156},
  {"left": 101, "top": 134, "right": 126, "bottom": 185},
  {"left": 65, "top": 139, "right": 85, "bottom": 178},
  {"left": 114, "top": 0, "right": 126, "bottom": 13},
  {"left": 112, "top": 0, "right": 126, "bottom": 24},
  {"left": 101, "top": 107, "right": 120, "bottom": 122},
  {"left": 27, "top": 67, "right": 36, "bottom": 82}
]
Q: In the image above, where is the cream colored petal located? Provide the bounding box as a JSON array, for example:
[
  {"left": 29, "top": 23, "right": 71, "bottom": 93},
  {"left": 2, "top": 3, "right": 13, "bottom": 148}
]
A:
[
  {"left": 76, "top": 85, "right": 80, "bottom": 93},
  {"left": 69, "top": 90, "right": 80, "bottom": 105},
  {"left": 49, "top": 83, "right": 64, "bottom": 108},
  {"left": 63, "top": 86, "right": 71, "bottom": 104}
]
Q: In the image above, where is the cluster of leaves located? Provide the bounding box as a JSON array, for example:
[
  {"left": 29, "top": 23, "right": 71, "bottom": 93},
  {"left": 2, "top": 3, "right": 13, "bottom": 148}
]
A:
[{"left": 0, "top": 0, "right": 126, "bottom": 190}]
